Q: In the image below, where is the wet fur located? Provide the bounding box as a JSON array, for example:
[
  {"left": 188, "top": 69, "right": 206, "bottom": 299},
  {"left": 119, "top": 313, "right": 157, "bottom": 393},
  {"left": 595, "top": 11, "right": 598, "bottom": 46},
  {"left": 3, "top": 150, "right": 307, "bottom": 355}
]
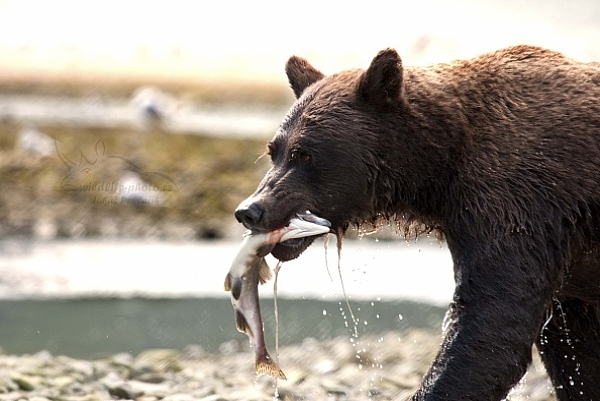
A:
[{"left": 237, "top": 45, "right": 600, "bottom": 400}]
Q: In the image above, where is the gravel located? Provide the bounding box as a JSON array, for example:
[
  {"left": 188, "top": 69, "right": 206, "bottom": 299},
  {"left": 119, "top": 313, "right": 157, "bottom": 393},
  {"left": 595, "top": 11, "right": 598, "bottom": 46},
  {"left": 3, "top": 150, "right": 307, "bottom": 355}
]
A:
[{"left": 0, "top": 329, "right": 556, "bottom": 401}]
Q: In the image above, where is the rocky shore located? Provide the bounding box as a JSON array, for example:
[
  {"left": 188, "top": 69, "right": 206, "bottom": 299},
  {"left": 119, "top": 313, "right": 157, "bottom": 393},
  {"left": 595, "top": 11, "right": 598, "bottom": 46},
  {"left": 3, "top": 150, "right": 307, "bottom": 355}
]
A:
[{"left": 0, "top": 329, "right": 555, "bottom": 401}]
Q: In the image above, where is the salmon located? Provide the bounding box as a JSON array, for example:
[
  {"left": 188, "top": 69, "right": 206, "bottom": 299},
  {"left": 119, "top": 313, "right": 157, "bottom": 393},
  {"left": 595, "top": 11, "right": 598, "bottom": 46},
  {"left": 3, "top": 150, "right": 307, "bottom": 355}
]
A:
[{"left": 224, "top": 213, "right": 330, "bottom": 378}]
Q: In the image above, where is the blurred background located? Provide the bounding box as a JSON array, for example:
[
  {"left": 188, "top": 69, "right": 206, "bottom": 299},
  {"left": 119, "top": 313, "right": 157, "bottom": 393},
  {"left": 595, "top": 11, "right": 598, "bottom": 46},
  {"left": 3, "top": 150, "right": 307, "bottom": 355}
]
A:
[{"left": 0, "top": 0, "right": 598, "bottom": 358}]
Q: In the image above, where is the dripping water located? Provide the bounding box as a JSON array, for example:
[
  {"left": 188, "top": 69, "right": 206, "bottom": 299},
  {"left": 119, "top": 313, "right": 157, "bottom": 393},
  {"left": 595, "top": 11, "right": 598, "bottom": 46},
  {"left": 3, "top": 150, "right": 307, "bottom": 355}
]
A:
[
  {"left": 323, "top": 235, "right": 334, "bottom": 282},
  {"left": 540, "top": 308, "right": 553, "bottom": 337},
  {"left": 324, "top": 230, "right": 392, "bottom": 392},
  {"left": 550, "top": 297, "right": 585, "bottom": 393},
  {"left": 540, "top": 297, "right": 584, "bottom": 395},
  {"left": 335, "top": 231, "right": 359, "bottom": 338},
  {"left": 272, "top": 259, "right": 284, "bottom": 400},
  {"left": 553, "top": 297, "right": 573, "bottom": 347}
]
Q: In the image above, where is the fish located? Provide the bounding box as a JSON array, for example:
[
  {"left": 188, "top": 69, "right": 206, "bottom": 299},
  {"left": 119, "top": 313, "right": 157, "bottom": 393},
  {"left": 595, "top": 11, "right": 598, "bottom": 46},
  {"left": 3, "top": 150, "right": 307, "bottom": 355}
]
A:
[{"left": 224, "top": 213, "right": 331, "bottom": 378}]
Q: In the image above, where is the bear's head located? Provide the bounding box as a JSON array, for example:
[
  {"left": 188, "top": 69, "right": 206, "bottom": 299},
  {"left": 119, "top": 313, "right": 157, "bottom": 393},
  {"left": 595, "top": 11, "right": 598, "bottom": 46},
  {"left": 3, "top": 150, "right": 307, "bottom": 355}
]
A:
[{"left": 235, "top": 49, "right": 424, "bottom": 261}]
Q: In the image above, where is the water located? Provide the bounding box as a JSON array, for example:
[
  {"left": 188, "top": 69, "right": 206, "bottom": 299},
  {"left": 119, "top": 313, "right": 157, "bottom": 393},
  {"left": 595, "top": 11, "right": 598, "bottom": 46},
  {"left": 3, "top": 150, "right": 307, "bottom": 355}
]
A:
[
  {"left": 0, "top": 237, "right": 453, "bottom": 358},
  {"left": 0, "top": 237, "right": 454, "bottom": 304},
  {"left": 0, "top": 94, "right": 285, "bottom": 139},
  {"left": 0, "top": 297, "right": 445, "bottom": 359}
]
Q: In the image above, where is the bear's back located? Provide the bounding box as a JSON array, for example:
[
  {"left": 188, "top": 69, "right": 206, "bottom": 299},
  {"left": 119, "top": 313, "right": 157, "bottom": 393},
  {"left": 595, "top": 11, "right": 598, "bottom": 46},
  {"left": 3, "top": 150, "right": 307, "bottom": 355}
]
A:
[{"left": 402, "top": 46, "right": 600, "bottom": 232}]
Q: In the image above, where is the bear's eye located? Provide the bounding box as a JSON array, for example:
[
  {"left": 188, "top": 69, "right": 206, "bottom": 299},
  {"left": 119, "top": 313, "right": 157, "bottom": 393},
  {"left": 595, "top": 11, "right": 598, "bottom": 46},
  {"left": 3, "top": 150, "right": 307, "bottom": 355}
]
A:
[{"left": 289, "top": 148, "right": 311, "bottom": 164}]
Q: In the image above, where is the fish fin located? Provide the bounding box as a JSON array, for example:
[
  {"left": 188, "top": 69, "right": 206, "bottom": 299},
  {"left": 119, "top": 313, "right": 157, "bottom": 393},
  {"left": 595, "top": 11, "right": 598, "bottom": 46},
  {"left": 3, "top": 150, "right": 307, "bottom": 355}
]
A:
[
  {"left": 256, "top": 358, "right": 287, "bottom": 380},
  {"left": 225, "top": 273, "right": 242, "bottom": 300},
  {"left": 258, "top": 258, "right": 272, "bottom": 285},
  {"left": 223, "top": 273, "right": 231, "bottom": 291},
  {"left": 235, "top": 310, "right": 253, "bottom": 336}
]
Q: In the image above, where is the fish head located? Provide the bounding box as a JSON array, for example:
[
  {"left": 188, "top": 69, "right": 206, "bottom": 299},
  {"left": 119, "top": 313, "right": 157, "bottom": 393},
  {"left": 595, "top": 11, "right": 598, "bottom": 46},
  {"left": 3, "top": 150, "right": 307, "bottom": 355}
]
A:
[
  {"left": 235, "top": 190, "right": 333, "bottom": 261},
  {"left": 234, "top": 187, "right": 327, "bottom": 261}
]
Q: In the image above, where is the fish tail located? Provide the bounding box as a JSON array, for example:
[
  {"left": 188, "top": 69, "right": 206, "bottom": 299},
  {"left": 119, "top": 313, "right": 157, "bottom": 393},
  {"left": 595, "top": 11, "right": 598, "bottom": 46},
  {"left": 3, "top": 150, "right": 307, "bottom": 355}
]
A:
[
  {"left": 258, "top": 258, "right": 272, "bottom": 285},
  {"left": 256, "top": 358, "right": 287, "bottom": 380}
]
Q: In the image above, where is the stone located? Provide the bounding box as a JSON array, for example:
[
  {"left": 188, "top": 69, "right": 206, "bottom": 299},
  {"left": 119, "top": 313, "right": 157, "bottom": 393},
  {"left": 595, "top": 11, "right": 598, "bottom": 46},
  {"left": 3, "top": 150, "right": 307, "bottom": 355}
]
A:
[
  {"left": 10, "top": 374, "right": 37, "bottom": 391},
  {"left": 135, "top": 349, "right": 183, "bottom": 374}
]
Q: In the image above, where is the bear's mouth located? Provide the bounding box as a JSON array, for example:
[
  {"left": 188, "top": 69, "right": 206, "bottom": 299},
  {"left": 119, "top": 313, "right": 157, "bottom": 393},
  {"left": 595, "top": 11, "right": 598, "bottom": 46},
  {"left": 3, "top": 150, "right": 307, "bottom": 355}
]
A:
[
  {"left": 270, "top": 210, "right": 337, "bottom": 261},
  {"left": 271, "top": 235, "right": 318, "bottom": 261}
]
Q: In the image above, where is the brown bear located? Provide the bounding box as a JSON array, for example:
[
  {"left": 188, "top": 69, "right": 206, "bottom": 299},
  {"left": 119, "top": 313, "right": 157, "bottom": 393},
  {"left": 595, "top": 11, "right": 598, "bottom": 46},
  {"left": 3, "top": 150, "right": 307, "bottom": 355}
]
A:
[{"left": 234, "top": 45, "right": 600, "bottom": 400}]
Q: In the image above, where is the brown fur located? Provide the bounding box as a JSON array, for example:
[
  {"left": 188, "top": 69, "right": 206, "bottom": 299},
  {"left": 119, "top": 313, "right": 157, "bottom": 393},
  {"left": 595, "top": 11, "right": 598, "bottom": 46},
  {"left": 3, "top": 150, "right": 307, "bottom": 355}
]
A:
[{"left": 236, "top": 45, "right": 600, "bottom": 400}]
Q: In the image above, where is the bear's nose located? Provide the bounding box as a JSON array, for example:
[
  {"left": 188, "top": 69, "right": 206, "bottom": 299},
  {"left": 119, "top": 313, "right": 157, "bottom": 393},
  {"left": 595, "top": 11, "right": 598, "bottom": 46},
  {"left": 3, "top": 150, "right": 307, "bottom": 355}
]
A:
[{"left": 234, "top": 201, "right": 264, "bottom": 230}]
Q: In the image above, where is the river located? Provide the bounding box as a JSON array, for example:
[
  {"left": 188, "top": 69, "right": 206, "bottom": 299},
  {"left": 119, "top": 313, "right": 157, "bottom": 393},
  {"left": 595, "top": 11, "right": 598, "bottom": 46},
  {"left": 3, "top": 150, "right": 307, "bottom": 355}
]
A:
[
  {"left": 0, "top": 94, "right": 285, "bottom": 139},
  {"left": 0, "top": 237, "right": 454, "bottom": 357},
  {"left": 0, "top": 237, "right": 454, "bottom": 304}
]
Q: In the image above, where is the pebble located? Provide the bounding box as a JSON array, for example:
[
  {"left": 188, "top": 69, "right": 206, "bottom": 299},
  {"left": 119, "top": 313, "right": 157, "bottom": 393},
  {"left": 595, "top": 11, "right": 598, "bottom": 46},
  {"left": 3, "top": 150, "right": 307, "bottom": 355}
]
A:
[{"left": 0, "top": 329, "right": 556, "bottom": 401}]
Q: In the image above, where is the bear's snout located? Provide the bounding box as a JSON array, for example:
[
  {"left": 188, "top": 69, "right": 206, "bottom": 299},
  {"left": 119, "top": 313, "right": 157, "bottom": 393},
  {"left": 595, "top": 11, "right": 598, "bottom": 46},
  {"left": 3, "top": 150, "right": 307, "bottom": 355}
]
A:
[{"left": 234, "top": 200, "right": 264, "bottom": 230}]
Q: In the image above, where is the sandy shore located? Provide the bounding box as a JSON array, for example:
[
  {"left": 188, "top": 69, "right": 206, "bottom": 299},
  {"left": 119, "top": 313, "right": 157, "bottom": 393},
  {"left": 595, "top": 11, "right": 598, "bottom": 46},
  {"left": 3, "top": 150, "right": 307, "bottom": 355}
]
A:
[{"left": 0, "top": 329, "right": 555, "bottom": 401}]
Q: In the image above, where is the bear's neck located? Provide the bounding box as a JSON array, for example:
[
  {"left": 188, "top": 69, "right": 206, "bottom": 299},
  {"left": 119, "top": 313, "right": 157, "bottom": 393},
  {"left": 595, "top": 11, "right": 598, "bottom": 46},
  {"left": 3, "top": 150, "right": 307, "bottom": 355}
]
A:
[{"left": 370, "top": 79, "right": 464, "bottom": 230}]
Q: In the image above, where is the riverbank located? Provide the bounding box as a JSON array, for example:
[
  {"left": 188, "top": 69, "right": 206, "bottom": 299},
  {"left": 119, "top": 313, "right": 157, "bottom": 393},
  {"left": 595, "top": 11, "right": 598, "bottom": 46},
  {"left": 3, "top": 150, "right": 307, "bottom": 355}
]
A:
[
  {"left": 0, "top": 329, "right": 555, "bottom": 401},
  {"left": 0, "top": 120, "right": 270, "bottom": 241}
]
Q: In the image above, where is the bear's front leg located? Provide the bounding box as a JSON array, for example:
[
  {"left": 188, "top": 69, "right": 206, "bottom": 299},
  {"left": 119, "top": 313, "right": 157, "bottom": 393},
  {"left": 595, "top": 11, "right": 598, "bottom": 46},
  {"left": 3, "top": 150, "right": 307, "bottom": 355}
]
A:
[
  {"left": 411, "top": 237, "right": 559, "bottom": 401},
  {"left": 536, "top": 298, "right": 600, "bottom": 401}
]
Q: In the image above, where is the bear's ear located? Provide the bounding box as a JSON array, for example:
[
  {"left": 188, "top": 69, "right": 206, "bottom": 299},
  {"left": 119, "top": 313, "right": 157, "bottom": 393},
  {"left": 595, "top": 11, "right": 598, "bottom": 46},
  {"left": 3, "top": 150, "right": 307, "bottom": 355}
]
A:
[
  {"left": 358, "top": 48, "right": 404, "bottom": 106},
  {"left": 285, "top": 56, "right": 325, "bottom": 99}
]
